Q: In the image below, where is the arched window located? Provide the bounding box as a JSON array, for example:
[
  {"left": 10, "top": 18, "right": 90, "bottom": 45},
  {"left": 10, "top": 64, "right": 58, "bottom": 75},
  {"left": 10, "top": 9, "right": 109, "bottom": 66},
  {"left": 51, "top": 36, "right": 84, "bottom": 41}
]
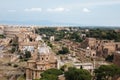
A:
[
  {"left": 41, "top": 68, "right": 42, "bottom": 70},
  {"left": 42, "top": 57, "right": 44, "bottom": 60},
  {"left": 46, "top": 57, "right": 48, "bottom": 60}
]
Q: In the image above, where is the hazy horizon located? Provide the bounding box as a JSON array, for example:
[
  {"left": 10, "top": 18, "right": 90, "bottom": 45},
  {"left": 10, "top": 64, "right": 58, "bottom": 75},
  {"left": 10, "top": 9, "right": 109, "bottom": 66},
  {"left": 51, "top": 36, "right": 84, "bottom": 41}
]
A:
[{"left": 0, "top": 0, "right": 120, "bottom": 26}]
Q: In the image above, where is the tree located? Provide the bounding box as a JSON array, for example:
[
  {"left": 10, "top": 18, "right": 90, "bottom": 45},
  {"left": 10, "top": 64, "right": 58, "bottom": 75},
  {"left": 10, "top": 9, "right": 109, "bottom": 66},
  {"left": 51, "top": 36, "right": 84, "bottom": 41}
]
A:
[
  {"left": 0, "top": 34, "right": 5, "bottom": 38},
  {"left": 35, "top": 28, "right": 56, "bottom": 36},
  {"left": 60, "top": 65, "right": 67, "bottom": 71},
  {"left": 13, "top": 64, "right": 18, "bottom": 68},
  {"left": 64, "top": 67, "right": 92, "bottom": 80},
  {"left": 58, "top": 47, "right": 69, "bottom": 55},
  {"left": 70, "top": 32, "right": 82, "bottom": 42},
  {"left": 24, "top": 50, "right": 31, "bottom": 59},
  {"left": 94, "top": 64, "right": 120, "bottom": 80},
  {"left": 62, "top": 47, "right": 69, "bottom": 54},
  {"left": 40, "top": 74, "right": 57, "bottom": 80},
  {"left": 87, "top": 29, "right": 120, "bottom": 42},
  {"left": 47, "top": 41, "right": 53, "bottom": 48},
  {"left": 7, "top": 62, "right": 12, "bottom": 66},
  {"left": 10, "top": 47, "right": 16, "bottom": 53},
  {"left": 40, "top": 68, "right": 63, "bottom": 80}
]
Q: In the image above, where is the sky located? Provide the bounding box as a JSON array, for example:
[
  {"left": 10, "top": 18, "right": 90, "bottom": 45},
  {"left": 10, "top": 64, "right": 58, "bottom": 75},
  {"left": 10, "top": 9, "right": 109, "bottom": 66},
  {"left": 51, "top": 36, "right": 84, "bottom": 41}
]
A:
[{"left": 0, "top": 0, "right": 120, "bottom": 26}]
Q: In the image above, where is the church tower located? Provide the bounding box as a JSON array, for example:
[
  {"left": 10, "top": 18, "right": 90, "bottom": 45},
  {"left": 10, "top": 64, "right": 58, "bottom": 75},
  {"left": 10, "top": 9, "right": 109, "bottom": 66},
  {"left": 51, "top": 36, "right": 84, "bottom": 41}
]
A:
[{"left": 26, "top": 43, "right": 57, "bottom": 80}]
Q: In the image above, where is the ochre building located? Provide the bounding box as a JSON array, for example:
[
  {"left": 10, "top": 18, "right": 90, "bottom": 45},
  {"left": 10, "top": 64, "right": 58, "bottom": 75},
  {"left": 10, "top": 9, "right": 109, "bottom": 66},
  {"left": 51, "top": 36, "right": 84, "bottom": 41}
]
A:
[{"left": 26, "top": 43, "right": 57, "bottom": 80}]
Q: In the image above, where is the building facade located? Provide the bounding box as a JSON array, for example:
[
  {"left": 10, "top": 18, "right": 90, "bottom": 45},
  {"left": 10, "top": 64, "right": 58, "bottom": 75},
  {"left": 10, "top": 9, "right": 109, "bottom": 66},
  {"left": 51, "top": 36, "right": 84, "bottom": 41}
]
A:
[
  {"left": 81, "top": 38, "right": 117, "bottom": 57},
  {"left": 26, "top": 43, "right": 57, "bottom": 80}
]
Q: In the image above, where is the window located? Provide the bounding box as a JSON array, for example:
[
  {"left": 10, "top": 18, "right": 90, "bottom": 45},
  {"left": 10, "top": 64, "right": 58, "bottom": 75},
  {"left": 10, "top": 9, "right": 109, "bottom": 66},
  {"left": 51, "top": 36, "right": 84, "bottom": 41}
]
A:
[
  {"left": 41, "top": 68, "right": 42, "bottom": 70},
  {"left": 93, "top": 54, "right": 95, "bottom": 56}
]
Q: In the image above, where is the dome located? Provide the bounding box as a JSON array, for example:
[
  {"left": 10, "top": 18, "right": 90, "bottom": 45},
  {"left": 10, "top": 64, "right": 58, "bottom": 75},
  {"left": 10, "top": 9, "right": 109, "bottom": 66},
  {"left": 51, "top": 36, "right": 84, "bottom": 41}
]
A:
[{"left": 38, "top": 43, "right": 50, "bottom": 55}]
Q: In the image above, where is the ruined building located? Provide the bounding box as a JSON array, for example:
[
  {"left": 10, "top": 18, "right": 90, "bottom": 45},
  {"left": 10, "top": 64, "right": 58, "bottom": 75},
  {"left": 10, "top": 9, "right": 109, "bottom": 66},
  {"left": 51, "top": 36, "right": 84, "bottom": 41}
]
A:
[
  {"left": 113, "top": 51, "right": 120, "bottom": 67},
  {"left": 81, "top": 38, "right": 117, "bottom": 57}
]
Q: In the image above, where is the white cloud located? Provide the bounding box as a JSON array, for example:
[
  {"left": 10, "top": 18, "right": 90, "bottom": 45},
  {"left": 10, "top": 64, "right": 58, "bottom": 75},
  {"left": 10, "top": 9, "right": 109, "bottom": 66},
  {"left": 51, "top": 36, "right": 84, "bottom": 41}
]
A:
[
  {"left": 83, "top": 8, "right": 91, "bottom": 13},
  {"left": 8, "top": 10, "right": 16, "bottom": 12},
  {"left": 24, "top": 8, "right": 42, "bottom": 12},
  {"left": 66, "top": 0, "right": 120, "bottom": 9},
  {"left": 84, "top": 1, "right": 120, "bottom": 7},
  {"left": 47, "top": 7, "right": 69, "bottom": 12}
]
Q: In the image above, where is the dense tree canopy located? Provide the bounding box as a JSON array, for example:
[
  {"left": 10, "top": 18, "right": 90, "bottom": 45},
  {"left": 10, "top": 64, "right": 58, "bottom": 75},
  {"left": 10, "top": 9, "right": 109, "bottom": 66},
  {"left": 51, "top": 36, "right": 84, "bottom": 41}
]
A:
[
  {"left": 40, "top": 68, "right": 63, "bottom": 80},
  {"left": 94, "top": 64, "right": 120, "bottom": 80},
  {"left": 64, "top": 67, "right": 92, "bottom": 80},
  {"left": 86, "top": 29, "right": 120, "bottom": 42},
  {"left": 35, "top": 28, "right": 56, "bottom": 36},
  {"left": 69, "top": 32, "right": 83, "bottom": 42},
  {"left": 35, "top": 28, "right": 83, "bottom": 42}
]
